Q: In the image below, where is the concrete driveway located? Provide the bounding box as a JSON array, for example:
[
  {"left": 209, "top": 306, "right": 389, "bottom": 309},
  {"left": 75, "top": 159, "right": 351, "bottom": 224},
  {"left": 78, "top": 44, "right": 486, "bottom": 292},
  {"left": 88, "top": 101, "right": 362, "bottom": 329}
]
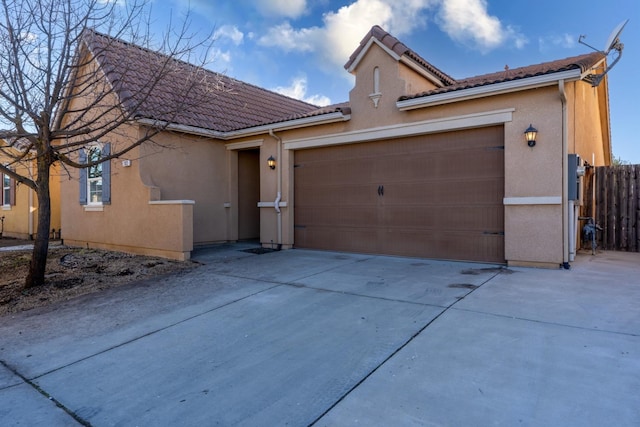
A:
[{"left": 1, "top": 245, "right": 639, "bottom": 426}]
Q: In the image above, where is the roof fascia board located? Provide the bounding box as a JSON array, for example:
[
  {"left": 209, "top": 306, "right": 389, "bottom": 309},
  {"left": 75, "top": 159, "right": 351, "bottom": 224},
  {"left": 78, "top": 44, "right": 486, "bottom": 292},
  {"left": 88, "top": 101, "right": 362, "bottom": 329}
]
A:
[
  {"left": 136, "top": 111, "right": 350, "bottom": 140},
  {"left": 225, "top": 112, "right": 351, "bottom": 139},
  {"left": 284, "top": 108, "right": 514, "bottom": 150},
  {"left": 347, "top": 38, "right": 401, "bottom": 73},
  {"left": 397, "top": 69, "right": 582, "bottom": 111},
  {"left": 225, "top": 139, "right": 263, "bottom": 151}
]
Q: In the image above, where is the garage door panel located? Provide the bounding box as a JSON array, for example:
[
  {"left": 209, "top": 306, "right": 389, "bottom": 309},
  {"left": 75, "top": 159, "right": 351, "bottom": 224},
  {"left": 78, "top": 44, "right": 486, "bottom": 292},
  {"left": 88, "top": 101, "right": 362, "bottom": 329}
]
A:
[
  {"left": 382, "top": 179, "right": 503, "bottom": 205},
  {"left": 377, "top": 149, "right": 503, "bottom": 182},
  {"left": 296, "top": 206, "right": 377, "bottom": 227},
  {"left": 295, "top": 184, "right": 374, "bottom": 206},
  {"left": 294, "top": 126, "right": 505, "bottom": 263},
  {"left": 379, "top": 205, "right": 504, "bottom": 231},
  {"left": 295, "top": 159, "right": 373, "bottom": 186},
  {"left": 295, "top": 226, "right": 378, "bottom": 253},
  {"left": 381, "top": 230, "right": 504, "bottom": 263}
]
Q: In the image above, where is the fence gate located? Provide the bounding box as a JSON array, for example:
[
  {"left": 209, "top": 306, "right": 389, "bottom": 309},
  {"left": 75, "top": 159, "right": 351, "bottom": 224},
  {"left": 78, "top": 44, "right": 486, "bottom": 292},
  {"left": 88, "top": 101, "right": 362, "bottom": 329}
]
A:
[{"left": 585, "top": 164, "right": 640, "bottom": 252}]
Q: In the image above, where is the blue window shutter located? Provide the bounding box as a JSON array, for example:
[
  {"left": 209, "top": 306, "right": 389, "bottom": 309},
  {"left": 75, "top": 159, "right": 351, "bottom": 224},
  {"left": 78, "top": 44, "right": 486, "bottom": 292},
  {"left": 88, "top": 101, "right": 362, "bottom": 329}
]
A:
[
  {"left": 79, "top": 149, "right": 87, "bottom": 205},
  {"left": 9, "top": 177, "right": 16, "bottom": 206},
  {"left": 102, "top": 143, "right": 111, "bottom": 204}
]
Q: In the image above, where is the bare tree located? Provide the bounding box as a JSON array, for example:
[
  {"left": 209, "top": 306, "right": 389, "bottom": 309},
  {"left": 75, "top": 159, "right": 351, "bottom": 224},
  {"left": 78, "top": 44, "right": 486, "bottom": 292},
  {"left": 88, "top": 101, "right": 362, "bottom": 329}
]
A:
[{"left": 0, "top": 0, "right": 214, "bottom": 288}]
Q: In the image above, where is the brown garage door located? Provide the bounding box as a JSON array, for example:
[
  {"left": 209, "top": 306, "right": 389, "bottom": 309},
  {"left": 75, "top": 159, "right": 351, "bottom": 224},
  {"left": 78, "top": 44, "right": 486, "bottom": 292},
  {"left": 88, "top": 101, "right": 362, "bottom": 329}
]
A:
[{"left": 294, "top": 126, "right": 505, "bottom": 263}]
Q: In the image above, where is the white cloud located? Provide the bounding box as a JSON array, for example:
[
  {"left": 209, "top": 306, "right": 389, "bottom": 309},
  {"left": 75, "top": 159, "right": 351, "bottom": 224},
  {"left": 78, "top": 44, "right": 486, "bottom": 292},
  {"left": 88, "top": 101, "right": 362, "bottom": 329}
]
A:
[
  {"left": 538, "top": 33, "right": 576, "bottom": 52},
  {"left": 254, "top": 0, "right": 308, "bottom": 19},
  {"left": 258, "top": 0, "right": 435, "bottom": 70},
  {"left": 210, "top": 47, "right": 232, "bottom": 66},
  {"left": 258, "top": 22, "right": 320, "bottom": 52},
  {"left": 214, "top": 25, "right": 244, "bottom": 46},
  {"left": 97, "top": 0, "right": 125, "bottom": 5},
  {"left": 258, "top": 0, "right": 526, "bottom": 74},
  {"left": 272, "top": 76, "right": 332, "bottom": 106},
  {"left": 437, "top": 0, "right": 527, "bottom": 51}
]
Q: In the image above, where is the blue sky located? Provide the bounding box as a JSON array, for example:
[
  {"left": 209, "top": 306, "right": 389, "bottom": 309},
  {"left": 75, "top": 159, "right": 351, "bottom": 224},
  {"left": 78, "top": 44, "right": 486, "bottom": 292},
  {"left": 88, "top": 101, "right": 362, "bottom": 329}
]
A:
[{"left": 150, "top": 0, "right": 638, "bottom": 163}]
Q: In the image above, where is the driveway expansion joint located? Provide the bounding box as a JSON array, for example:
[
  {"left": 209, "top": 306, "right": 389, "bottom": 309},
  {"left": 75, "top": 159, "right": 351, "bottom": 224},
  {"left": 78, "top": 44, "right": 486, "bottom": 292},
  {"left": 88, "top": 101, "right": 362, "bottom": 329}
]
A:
[
  {"left": 30, "top": 283, "right": 284, "bottom": 380},
  {"left": 308, "top": 269, "right": 503, "bottom": 425},
  {"left": 1, "top": 360, "right": 89, "bottom": 426},
  {"left": 451, "top": 307, "right": 640, "bottom": 338}
]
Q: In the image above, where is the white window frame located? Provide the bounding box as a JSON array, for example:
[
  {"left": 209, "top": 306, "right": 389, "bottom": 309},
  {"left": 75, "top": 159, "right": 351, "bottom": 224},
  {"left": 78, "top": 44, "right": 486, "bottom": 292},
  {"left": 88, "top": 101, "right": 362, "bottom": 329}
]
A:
[
  {"left": 2, "top": 168, "right": 10, "bottom": 207},
  {"left": 86, "top": 145, "right": 104, "bottom": 206}
]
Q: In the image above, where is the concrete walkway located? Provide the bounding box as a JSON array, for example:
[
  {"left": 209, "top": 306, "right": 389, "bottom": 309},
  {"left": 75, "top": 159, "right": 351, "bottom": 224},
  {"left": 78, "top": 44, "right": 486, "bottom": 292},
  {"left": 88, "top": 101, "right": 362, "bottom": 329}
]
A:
[{"left": 0, "top": 246, "right": 638, "bottom": 426}]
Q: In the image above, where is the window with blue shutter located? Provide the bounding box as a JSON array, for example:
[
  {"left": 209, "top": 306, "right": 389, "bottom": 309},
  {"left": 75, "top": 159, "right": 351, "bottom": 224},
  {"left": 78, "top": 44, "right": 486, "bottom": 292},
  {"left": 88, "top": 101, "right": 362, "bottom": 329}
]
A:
[{"left": 80, "top": 143, "right": 110, "bottom": 205}]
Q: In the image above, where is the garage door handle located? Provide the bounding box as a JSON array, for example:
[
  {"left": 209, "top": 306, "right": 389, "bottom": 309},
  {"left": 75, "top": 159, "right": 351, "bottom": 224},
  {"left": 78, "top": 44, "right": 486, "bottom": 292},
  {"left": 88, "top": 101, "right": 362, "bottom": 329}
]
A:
[{"left": 377, "top": 185, "right": 384, "bottom": 196}]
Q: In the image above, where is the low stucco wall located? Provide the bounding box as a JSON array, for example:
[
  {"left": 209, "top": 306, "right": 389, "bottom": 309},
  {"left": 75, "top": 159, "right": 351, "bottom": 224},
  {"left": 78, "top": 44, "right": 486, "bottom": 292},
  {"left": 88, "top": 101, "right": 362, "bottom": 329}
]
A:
[
  {"left": 60, "top": 140, "right": 195, "bottom": 261},
  {"left": 64, "top": 201, "right": 194, "bottom": 261}
]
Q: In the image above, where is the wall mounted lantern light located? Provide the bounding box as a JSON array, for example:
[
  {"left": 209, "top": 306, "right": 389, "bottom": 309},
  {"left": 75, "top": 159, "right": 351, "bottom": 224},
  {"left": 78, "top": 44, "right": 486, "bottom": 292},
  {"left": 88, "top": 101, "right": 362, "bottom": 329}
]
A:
[
  {"left": 524, "top": 124, "right": 538, "bottom": 147},
  {"left": 267, "top": 155, "right": 276, "bottom": 170}
]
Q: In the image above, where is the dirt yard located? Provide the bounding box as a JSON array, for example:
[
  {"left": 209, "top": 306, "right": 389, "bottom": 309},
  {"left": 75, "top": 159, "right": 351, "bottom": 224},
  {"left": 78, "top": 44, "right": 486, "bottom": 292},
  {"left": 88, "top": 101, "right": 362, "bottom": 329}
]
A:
[{"left": 0, "top": 240, "right": 199, "bottom": 316}]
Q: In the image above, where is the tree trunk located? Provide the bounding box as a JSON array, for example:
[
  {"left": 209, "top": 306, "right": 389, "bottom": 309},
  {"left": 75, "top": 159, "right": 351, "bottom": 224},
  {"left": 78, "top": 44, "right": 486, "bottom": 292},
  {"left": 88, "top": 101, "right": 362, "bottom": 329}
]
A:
[{"left": 25, "top": 158, "right": 52, "bottom": 289}]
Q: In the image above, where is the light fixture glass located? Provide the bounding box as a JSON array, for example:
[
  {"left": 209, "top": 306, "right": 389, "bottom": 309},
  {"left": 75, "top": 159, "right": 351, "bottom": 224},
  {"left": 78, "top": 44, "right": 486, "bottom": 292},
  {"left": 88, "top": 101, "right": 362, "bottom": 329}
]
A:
[
  {"left": 267, "top": 155, "right": 276, "bottom": 170},
  {"left": 524, "top": 124, "right": 538, "bottom": 147}
]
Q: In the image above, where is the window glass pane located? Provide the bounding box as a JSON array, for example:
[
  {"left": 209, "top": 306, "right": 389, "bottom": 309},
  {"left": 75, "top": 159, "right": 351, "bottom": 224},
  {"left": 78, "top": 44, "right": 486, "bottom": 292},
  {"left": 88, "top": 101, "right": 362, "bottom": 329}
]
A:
[
  {"left": 88, "top": 148, "right": 102, "bottom": 179},
  {"left": 2, "top": 174, "right": 9, "bottom": 204},
  {"left": 86, "top": 147, "right": 103, "bottom": 204},
  {"left": 89, "top": 179, "right": 102, "bottom": 203}
]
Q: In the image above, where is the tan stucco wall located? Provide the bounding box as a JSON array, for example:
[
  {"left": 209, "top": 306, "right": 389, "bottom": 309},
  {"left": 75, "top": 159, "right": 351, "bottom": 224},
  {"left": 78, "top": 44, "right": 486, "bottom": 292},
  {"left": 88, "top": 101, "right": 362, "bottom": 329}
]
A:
[
  {"left": 1, "top": 157, "right": 60, "bottom": 240},
  {"left": 139, "top": 131, "right": 229, "bottom": 245},
  {"left": 571, "top": 80, "right": 609, "bottom": 166},
  {"left": 60, "top": 126, "right": 194, "bottom": 260}
]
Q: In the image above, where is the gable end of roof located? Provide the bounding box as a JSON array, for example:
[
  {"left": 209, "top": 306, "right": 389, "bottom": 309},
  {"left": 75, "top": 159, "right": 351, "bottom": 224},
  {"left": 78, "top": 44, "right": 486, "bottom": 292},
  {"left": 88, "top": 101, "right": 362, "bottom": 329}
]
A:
[{"left": 344, "top": 25, "right": 456, "bottom": 87}]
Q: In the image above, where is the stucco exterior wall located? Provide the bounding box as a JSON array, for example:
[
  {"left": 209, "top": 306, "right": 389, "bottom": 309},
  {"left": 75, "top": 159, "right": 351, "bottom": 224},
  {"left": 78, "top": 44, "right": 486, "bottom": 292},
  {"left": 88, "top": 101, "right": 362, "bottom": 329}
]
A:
[
  {"left": 60, "top": 127, "right": 194, "bottom": 260},
  {"left": 138, "top": 131, "right": 230, "bottom": 245},
  {"left": 1, "top": 158, "right": 60, "bottom": 240},
  {"left": 571, "top": 80, "right": 609, "bottom": 165}
]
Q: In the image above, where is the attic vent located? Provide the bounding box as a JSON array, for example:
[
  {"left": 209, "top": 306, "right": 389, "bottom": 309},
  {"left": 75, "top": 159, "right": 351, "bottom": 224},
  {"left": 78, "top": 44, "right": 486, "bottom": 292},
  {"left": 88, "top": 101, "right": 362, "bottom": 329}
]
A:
[{"left": 369, "top": 66, "right": 382, "bottom": 108}]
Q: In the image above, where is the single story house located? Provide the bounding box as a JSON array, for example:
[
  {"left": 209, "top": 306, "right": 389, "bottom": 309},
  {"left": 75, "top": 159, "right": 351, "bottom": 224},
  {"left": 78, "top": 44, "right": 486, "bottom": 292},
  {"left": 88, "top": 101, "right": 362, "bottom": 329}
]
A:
[{"left": 59, "top": 26, "right": 612, "bottom": 268}]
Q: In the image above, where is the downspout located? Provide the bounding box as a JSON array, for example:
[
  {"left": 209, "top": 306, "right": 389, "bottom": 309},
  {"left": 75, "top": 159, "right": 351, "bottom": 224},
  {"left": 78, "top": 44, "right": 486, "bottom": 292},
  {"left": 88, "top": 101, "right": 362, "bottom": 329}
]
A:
[
  {"left": 268, "top": 129, "right": 283, "bottom": 250},
  {"left": 559, "top": 80, "right": 570, "bottom": 269}
]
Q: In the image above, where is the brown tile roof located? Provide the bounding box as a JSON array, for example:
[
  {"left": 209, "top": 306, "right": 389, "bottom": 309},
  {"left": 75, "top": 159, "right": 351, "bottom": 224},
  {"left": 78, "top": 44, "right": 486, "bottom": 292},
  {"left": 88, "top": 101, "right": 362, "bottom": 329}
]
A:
[
  {"left": 83, "top": 30, "right": 320, "bottom": 133},
  {"left": 344, "top": 25, "right": 456, "bottom": 86},
  {"left": 398, "top": 51, "right": 605, "bottom": 101},
  {"left": 257, "top": 102, "right": 352, "bottom": 127}
]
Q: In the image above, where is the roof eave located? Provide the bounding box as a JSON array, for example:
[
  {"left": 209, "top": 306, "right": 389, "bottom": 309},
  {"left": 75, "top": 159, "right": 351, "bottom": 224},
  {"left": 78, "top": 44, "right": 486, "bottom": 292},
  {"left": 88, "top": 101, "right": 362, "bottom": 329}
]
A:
[
  {"left": 397, "top": 68, "right": 584, "bottom": 111},
  {"left": 136, "top": 111, "right": 351, "bottom": 141}
]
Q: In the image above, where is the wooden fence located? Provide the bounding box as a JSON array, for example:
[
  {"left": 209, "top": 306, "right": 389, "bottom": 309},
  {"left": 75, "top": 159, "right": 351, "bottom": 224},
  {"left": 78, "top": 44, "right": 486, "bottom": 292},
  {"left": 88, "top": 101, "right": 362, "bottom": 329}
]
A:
[{"left": 586, "top": 164, "right": 640, "bottom": 252}]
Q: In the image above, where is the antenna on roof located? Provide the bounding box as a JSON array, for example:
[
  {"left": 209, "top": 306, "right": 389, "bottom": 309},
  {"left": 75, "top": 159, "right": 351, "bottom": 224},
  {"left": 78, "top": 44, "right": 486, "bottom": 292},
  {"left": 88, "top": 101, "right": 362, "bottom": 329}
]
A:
[{"left": 579, "top": 19, "right": 629, "bottom": 86}]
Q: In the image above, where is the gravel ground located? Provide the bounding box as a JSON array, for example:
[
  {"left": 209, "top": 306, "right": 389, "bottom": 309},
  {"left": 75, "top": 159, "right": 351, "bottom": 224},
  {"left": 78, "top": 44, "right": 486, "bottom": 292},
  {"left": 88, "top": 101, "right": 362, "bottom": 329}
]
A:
[{"left": 0, "top": 239, "right": 199, "bottom": 316}]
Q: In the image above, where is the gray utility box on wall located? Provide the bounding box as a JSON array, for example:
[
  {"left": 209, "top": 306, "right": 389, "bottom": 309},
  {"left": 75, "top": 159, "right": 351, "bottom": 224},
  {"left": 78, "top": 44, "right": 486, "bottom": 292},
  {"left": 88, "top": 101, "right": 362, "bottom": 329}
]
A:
[{"left": 567, "top": 154, "right": 585, "bottom": 201}]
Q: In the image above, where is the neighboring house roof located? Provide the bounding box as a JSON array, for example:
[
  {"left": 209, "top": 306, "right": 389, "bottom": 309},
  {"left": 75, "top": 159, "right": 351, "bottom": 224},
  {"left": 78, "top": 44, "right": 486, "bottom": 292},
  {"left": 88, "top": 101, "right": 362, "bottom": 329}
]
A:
[
  {"left": 83, "top": 30, "right": 320, "bottom": 133},
  {"left": 398, "top": 51, "right": 605, "bottom": 101},
  {"left": 344, "top": 25, "right": 456, "bottom": 87}
]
